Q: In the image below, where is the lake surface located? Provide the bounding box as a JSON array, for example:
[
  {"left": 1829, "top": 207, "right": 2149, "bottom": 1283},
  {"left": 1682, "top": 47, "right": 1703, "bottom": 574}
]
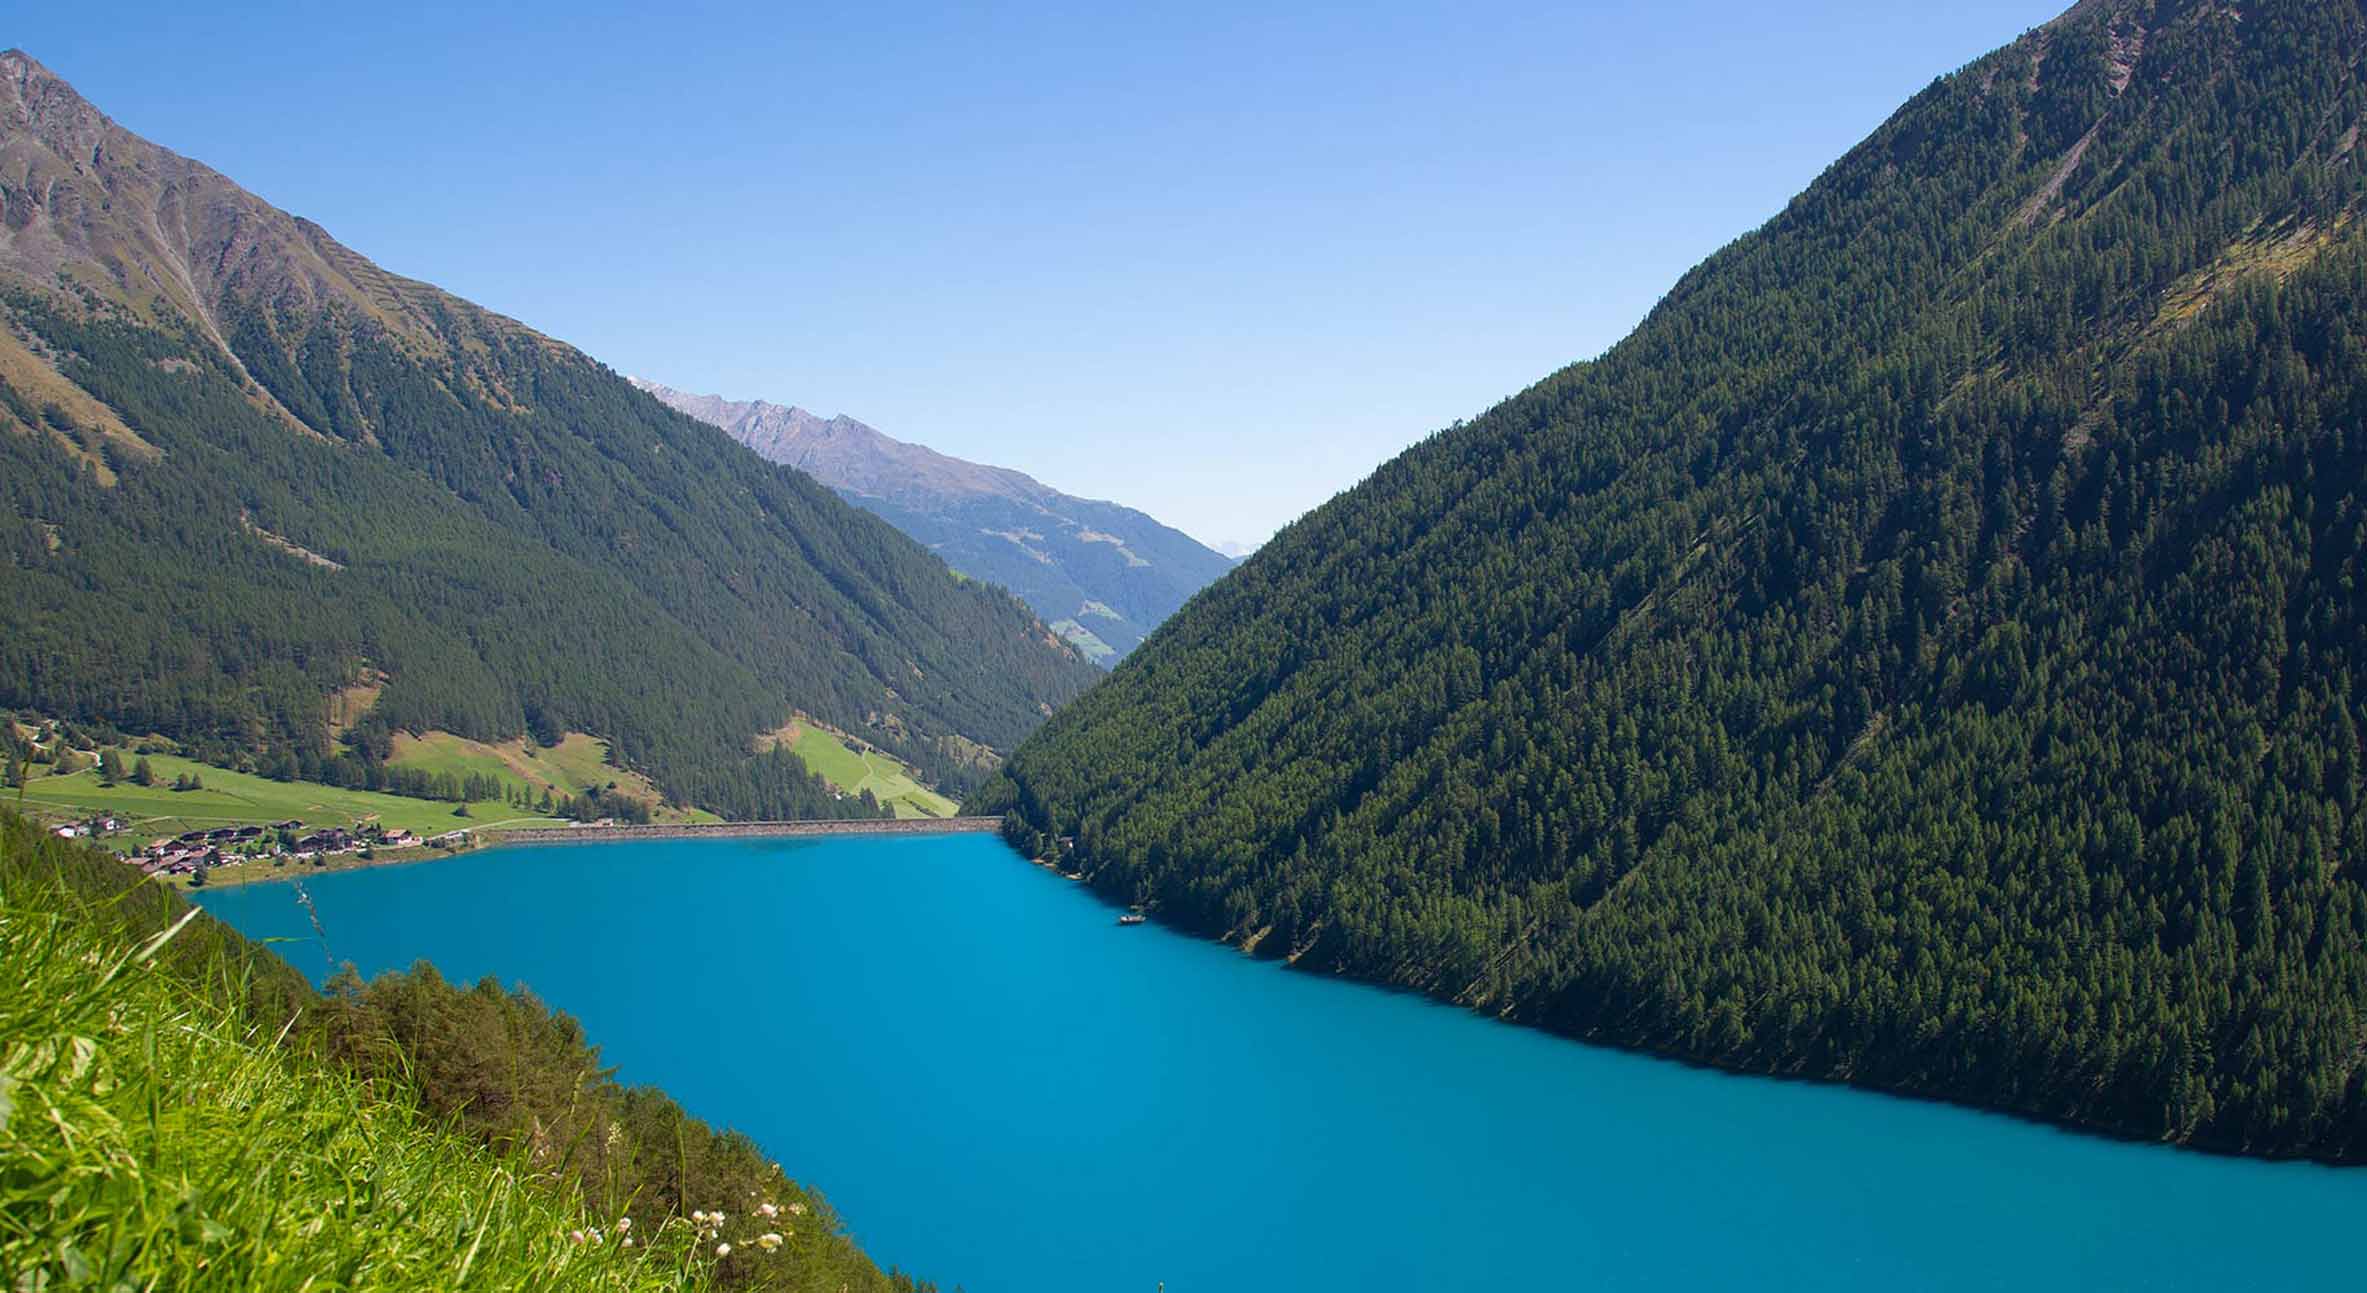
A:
[{"left": 198, "top": 834, "right": 2365, "bottom": 1291}]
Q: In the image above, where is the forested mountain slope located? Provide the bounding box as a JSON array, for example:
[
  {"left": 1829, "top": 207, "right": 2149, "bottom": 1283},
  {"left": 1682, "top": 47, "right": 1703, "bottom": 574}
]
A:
[
  {"left": 634, "top": 379, "right": 1237, "bottom": 664},
  {"left": 0, "top": 51, "right": 1099, "bottom": 812},
  {"left": 983, "top": 0, "right": 2367, "bottom": 1160}
]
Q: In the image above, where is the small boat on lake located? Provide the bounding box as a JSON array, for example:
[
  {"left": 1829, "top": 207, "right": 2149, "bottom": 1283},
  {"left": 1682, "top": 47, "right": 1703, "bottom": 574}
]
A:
[{"left": 1117, "top": 912, "right": 1147, "bottom": 926}]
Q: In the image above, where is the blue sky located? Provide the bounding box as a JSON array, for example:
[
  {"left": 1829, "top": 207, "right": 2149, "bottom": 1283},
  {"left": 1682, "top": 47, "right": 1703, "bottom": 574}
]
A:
[{"left": 16, "top": 1, "right": 2066, "bottom": 549}]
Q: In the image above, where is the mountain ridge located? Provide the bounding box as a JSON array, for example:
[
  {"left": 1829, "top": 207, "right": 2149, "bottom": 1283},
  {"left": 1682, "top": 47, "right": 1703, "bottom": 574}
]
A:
[
  {"left": 627, "top": 380, "right": 1050, "bottom": 509},
  {"left": 0, "top": 49, "right": 516, "bottom": 427}
]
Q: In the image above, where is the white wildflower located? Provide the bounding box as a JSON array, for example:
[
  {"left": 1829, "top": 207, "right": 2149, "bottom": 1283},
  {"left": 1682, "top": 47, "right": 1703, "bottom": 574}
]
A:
[
  {"left": 757, "top": 1202, "right": 779, "bottom": 1219},
  {"left": 756, "top": 1232, "right": 783, "bottom": 1252},
  {"left": 622, "top": 1237, "right": 635, "bottom": 1249},
  {"left": 716, "top": 1242, "right": 732, "bottom": 1258},
  {"left": 787, "top": 1201, "right": 808, "bottom": 1216},
  {"left": 569, "top": 1229, "right": 588, "bottom": 1245},
  {"left": 616, "top": 1216, "right": 632, "bottom": 1234}
]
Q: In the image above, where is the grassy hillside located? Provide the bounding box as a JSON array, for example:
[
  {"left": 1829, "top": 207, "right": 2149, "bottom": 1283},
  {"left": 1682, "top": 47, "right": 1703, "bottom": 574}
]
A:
[
  {"left": 0, "top": 820, "right": 708, "bottom": 1291},
  {"left": 0, "top": 812, "right": 934, "bottom": 1290},
  {"left": 388, "top": 731, "right": 722, "bottom": 823},
  {"left": 769, "top": 721, "right": 960, "bottom": 819},
  {"left": 17, "top": 746, "right": 563, "bottom": 838},
  {"left": 984, "top": 0, "right": 2367, "bottom": 1161}
]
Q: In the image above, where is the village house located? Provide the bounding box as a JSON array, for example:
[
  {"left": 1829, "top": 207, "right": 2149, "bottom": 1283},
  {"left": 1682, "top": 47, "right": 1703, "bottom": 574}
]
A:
[{"left": 52, "top": 814, "right": 129, "bottom": 841}]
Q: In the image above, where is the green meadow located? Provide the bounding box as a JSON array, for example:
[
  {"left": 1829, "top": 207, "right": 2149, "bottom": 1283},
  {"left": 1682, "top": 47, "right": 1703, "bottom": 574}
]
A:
[
  {"left": 387, "top": 731, "right": 720, "bottom": 823},
  {"left": 786, "top": 725, "right": 959, "bottom": 819},
  {"left": 14, "top": 749, "right": 565, "bottom": 840}
]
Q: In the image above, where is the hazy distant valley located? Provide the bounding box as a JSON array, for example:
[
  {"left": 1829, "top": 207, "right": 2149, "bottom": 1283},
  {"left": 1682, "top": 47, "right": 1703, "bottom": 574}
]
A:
[{"left": 633, "top": 379, "right": 1236, "bottom": 663}]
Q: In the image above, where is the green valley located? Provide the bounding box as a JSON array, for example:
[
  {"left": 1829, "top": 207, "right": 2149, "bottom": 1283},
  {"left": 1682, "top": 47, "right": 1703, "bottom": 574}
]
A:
[{"left": 11, "top": 9, "right": 2367, "bottom": 1293}]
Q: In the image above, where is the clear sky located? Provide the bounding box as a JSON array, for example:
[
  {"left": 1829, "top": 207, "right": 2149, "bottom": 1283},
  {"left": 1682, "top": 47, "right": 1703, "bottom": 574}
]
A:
[{"left": 16, "top": 1, "right": 2067, "bottom": 550}]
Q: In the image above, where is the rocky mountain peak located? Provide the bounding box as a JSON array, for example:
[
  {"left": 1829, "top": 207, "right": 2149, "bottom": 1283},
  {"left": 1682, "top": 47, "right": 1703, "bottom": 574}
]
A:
[
  {"left": 0, "top": 52, "right": 491, "bottom": 358},
  {"left": 629, "top": 377, "right": 1051, "bottom": 509}
]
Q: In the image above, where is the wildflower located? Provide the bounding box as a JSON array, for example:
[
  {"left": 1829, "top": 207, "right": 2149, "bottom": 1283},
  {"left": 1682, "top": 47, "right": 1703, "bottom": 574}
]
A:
[
  {"left": 616, "top": 1216, "right": 632, "bottom": 1234},
  {"left": 716, "top": 1242, "right": 733, "bottom": 1258},
  {"left": 622, "top": 1237, "right": 636, "bottom": 1249},
  {"left": 756, "top": 1232, "right": 784, "bottom": 1252},
  {"left": 590, "top": 1228, "right": 604, "bottom": 1245},
  {"left": 569, "top": 1230, "right": 588, "bottom": 1245},
  {"left": 757, "top": 1202, "right": 779, "bottom": 1219},
  {"left": 788, "top": 1201, "right": 808, "bottom": 1216}
]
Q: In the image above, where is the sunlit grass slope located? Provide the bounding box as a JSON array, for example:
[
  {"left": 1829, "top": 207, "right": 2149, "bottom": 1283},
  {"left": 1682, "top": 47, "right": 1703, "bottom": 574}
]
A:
[
  {"left": 782, "top": 725, "right": 958, "bottom": 819},
  {"left": 386, "top": 731, "right": 720, "bottom": 823},
  {"left": 0, "top": 845, "right": 709, "bottom": 1290},
  {"left": 16, "top": 748, "right": 562, "bottom": 837},
  {"left": 0, "top": 815, "right": 936, "bottom": 1291}
]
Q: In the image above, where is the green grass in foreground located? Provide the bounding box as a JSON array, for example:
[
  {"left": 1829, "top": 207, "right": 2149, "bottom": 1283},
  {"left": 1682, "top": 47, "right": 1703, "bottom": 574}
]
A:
[
  {"left": 0, "top": 852, "right": 717, "bottom": 1290},
  {"left": 785, "top": 727, "right": 958, "bottom": 819},
  {"left": 14, "top": 749, "right": 567, "bottom": 839}
]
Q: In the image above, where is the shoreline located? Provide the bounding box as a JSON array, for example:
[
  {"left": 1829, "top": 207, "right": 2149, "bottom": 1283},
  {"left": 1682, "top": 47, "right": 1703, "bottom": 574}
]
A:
[
  {"left": 482, "top": 816, "right": 1001, "bottom": 844},
  {"left": 185, "top": 843, "right": 450, "bottom": 890},
  {"left": 1046, "top": 860, "right": 2367, "bottom": 1171},
  {"left": 185, "top": 816, "right": 1004, "bottom": 891}
]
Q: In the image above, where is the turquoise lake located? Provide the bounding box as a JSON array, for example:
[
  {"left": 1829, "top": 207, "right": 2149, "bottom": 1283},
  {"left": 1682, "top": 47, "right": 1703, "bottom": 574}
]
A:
[{"left": 198, "top": 833, "right": 2366, "bottom": 1291}]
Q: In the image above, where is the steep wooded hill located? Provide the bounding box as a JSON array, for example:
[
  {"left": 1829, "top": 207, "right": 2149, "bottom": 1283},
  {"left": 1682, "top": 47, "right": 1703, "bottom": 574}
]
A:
[
  {"left": 0, "top": 51, "right": 1099, "bottom": 811},
  {"left": 983, "top": 0, "right": 2367, "bottom": 1160}
]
